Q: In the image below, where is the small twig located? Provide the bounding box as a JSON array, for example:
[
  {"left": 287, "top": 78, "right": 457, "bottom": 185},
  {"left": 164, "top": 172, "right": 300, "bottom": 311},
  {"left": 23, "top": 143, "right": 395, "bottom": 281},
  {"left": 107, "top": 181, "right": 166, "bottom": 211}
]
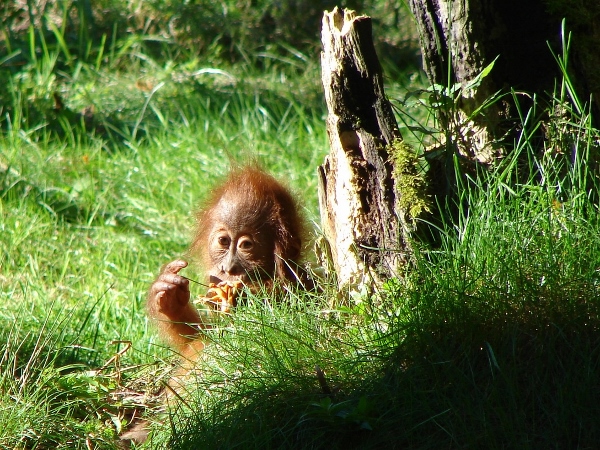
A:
[
  {"left": 95, "top": 340, "right": 132, "bottom": 385},
  {"left": 315, "top": 365, "right": 332, "bottom": 396},
  {"left": 164, "top": 381, "right": 195, "bottom": 412},
  {"left": 180, "top": 275, "right": 210, "bottom": 288}
]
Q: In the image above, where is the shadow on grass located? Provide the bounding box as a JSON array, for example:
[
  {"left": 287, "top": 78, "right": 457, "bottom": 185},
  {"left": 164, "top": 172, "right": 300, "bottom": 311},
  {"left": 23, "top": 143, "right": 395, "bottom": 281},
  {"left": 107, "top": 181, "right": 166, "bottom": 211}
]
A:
[{"left": 163, "top": 311, "right": 600, "bottom": 450}]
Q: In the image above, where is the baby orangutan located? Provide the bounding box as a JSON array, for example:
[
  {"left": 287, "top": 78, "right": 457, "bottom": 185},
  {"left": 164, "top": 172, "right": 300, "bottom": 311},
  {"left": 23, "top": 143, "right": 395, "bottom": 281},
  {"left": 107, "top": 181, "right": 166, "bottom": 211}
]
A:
[
  {"left": 121, "top": 167, "right": 307, "bottom": 445},
  {"left": 147, "top": 166, "right": 305, "bottom": 358}
]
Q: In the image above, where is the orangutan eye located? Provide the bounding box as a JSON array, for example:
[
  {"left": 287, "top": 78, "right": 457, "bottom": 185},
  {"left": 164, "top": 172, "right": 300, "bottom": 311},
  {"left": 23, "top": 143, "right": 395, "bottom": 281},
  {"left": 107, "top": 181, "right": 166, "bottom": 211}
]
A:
[{"left": 238, "top": 237, "right": 254, "bottom": 250}]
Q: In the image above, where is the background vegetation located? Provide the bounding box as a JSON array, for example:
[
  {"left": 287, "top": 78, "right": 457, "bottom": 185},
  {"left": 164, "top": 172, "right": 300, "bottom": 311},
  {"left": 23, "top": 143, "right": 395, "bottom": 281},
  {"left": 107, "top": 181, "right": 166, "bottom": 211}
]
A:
[{"left": 1, "top": 1, "right": 599, "bottom": 449}]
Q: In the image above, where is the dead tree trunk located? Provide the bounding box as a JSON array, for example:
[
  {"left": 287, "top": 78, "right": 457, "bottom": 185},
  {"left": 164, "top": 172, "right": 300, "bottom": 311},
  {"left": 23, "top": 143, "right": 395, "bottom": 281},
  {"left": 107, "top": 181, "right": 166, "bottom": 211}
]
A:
[{"left": 318, "top": 7, "right": 411, "bottom": 290}]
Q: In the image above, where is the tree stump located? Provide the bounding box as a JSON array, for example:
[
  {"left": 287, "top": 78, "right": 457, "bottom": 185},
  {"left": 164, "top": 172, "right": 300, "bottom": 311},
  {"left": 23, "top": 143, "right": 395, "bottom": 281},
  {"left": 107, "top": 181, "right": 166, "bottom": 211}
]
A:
[{"left": 318, "top": 7, "right": 410, "bottom": 290}]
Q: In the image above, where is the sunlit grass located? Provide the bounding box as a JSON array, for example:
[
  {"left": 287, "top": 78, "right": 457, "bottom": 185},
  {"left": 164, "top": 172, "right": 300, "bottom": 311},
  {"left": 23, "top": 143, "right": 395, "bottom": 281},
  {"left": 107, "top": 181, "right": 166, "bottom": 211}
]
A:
[{"left": 0, "top": 11, "right": 334, "bottom": 447}]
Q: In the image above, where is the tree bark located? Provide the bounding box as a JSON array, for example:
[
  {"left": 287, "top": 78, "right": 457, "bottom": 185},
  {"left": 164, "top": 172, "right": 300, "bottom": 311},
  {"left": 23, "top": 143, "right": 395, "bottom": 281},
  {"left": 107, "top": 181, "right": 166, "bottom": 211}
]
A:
[
  {"left": 318, "top": 7, "right": 409, "bottom": 289},
  {"left": 411, "top": 0, "right": 558, "bottom": 162},
  {"left": 408, "top": 0, "right": 600, "bottom": 165}
]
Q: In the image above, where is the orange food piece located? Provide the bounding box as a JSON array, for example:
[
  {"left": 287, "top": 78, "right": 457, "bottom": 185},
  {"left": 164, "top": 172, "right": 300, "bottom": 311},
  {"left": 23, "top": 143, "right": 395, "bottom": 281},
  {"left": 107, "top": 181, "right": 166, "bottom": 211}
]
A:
[{"left": 198, "top": 281, "right": 243, "bottom": 313}]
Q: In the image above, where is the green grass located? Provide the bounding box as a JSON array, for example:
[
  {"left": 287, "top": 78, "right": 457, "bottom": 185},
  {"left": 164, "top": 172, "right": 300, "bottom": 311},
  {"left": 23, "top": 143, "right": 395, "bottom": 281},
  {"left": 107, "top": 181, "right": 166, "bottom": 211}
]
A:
[
  {"left": 1, "top": 5, "right": 337, "bottom": 446},
  {"left": 2, "top": 2, "right": 600, "bottom": 449}
]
